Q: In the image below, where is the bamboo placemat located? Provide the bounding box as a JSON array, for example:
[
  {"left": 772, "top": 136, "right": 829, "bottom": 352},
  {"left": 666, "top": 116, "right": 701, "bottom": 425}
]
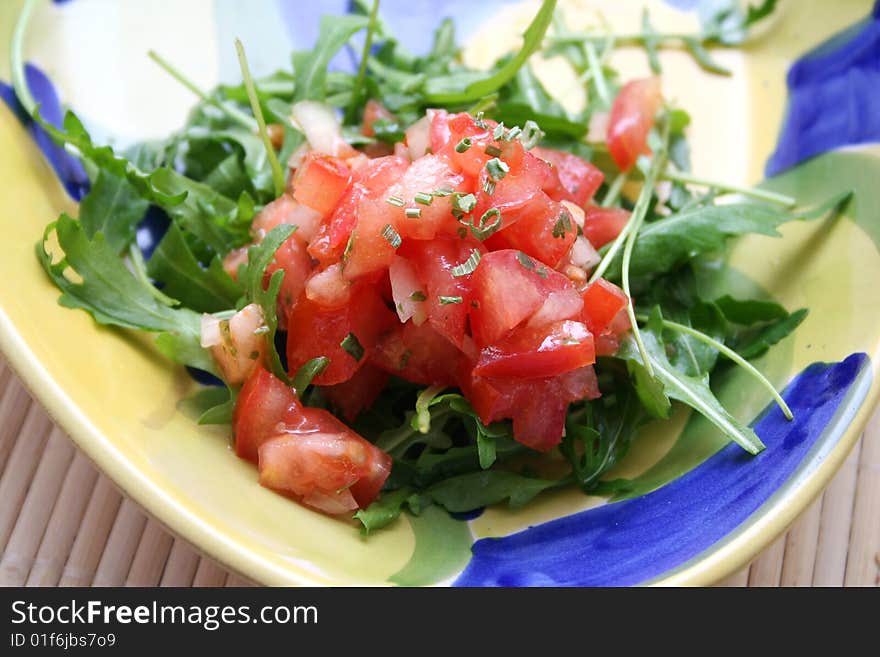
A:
[{"left": 0, "top": 354, "right": 876, "bottom": 587}]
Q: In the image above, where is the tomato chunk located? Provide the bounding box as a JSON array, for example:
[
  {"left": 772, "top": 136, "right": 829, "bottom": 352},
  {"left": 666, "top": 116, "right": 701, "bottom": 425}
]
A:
[
  {"left": 258, "top": 406, "right": 391, "bottom": 513},
  {"left": 581, "top": 279, "right": 628, "bottom": 335},
  {"left": 469, "top": 250, "right": 575, "bottom": 347},
  {"left": 361, "top": 99, "right": 396, "bottom": 138},
  {"left": 291, "top": 153, "right": 352, "bottom": 216},
  {"left": 286, "top": 284, "right": 395, "bottom": 385},
  {"left": 268, "top": 234, "right": 313, "bottom": 327},
  {"left": 607, "top": 77, "right": 663, "bottom": 172},
  {"left": 233, "top": 365, "right": 301, "bottom": 464},
  {"left": 371, "top": 321, "right": 467, "bottom": 387},
  {"left": 580, "top": 205, "right": 631, "bottom": 249},
  {"left": 487, "top": 197, "right": 576, "bottom": 268},
  {"left": 473, "top": 320, "right": 595, "bottom": 380},
  {"left": 385, "top": 154, "right": 466, "bottom": 240},
  {"left": 532, "top": 146, "right": 604, "bottom": 206},
  {"left": 321, "top": 363, "right": 390, "bottom": 422}
]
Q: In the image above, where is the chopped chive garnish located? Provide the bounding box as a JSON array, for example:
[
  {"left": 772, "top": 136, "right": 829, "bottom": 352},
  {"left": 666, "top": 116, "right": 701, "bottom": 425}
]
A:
[
  {"left": 405, "top": 207, "right": 422, "bottom": 219},
  {"left": 483, "top": 179, "right": 497, "bottom": 196},
  {"left": 386, "top": 195, "right": 405, "bottom": 207},
  {"left": 382, "top": 223, "right": 402, "bottom": 249},
  {"left": 410, "top": 290, "right": 427, "bottom": 302},
  {"left": 485, "top": 144, "right": 502, "bottom": 157},
  {"left": 451, "top": 248, "right": 482, "bottom": 277},
  {"left": 504, "top": 125, "right": 522, "bottom": 142},
  {"left": 439, "top": 295, "right": 464, "bottom": 305},
  {"left": 414, "top": 191, "right": 434, "bottom": 205},
  {"left": 433, "top": 186, "right": 455, "bottom": 197},
  {"left": 493, "top": 123, "right": 506, "bottom": 140},
  {"left": 340, "top": 332, "right": 365, "bottom": 362},
  {"left": 453, "top": 193, "right": 477, "bottom": 214},
  {"left": 470, "top": 208, "right": 502, "bottom": 240},
  {"left": 520, "top": 120, "right": 545, "bottom": 149},
  {"left": 457, "top": 227, "right": 468, "bottom": 239},
  {"left": 552, "top": 209, "right": 573, "bottom": 238},
  {"left": 516, "top": 251, "right": 546, "bottom": 277},
  {"left": 343, "top": 232, "right": 355, "bottom": 261},
  {"left": 486, "top": 157, "right": 509, "bottom": 181},
  {"left": 455, "top": 137, "right": 473, "bottom": 153}
]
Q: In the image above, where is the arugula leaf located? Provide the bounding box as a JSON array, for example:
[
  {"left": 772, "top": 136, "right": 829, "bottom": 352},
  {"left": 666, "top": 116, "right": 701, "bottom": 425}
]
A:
[
  {"left": 37, "top": 215, "right": 214, "bottom": 373},
  {"left": 179, "top": 386, "right": 238, "bottom": 425},
  {"left": 423, "top": 470, "right": 563, "bottom": 513},
  {"left": 714, "top": 295, "right": 788, "bottom": 325},
  {"left": 292, "top": 14, "right": 369, "bottom": 103},
  {"left": 424, "top": 0, "right": 557, "bottom": 104},
  {"left": 354, "top": 487, "right": 413, "bottom": 534},
  {"left": 606, "top": 195, "right": 846, "bottom": 280},
  {"left": 617, "top": 309, "right": 765, "bottom": 455},
  {"left": 699, "top": 0, "right": 779, "bottom": 46},
  {"left": 237, "top": 224, "right": 297, "bottom": 381},
  {"left": 736, "top": 308, "right": 808, "bottom": 359},
  {"left": 146, "top": 223, "right": 242, "bottom": 313}
]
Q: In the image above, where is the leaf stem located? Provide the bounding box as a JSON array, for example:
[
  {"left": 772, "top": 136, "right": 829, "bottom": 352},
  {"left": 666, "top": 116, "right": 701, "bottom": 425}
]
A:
[
  {"left": 148, "top": 50, "right": 257, "bottom": 132},
  {"left": 640, "top": 315, "right": 793, "bottom": 420},
  {"left": 662, "top": 169, "right": 797, "bottom": 207},
  {"left": 415, "top": 385, "right": 447, "bottom": 434},
  {"left": 235, "top": 39, "right": 286, "bottom": 198},
  {"left": 583, "top": 40, "right": 610, "bottom": 107},
  {"left": 601, "top": 171, "right": 627, "bottom": 207},
  {"left": 347, "top": 0, "right": 380, "bottom": 123},
  {"left": 618, "top": 114, "right": 671, "bottom": 377},
  {"left": 128, "top": 243, "right": 180, "bottom": 308},
  {"left": 11, "top": 0, "right": 39, "bottom": 117}
]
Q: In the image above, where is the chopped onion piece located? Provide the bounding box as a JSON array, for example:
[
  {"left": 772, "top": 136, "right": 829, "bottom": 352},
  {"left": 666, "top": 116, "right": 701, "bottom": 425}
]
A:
[
  {"left": 561, "top": 200, "right": 585, "bottom": 228},
  {"left": 200, "top": 314, "right": 222, "bottom": 348},
  {"left": 389, "top": 256, "right": 428, "bottom": 325},
  {"left": 527, "top": 289, "right": 584, "bottom": 329},
  {"left": 570, "top": 235, "right": 601, "bottom": 270},
  {"left": 290, "top": 100, "right": 348, "bottom": 157},
  {"left": 305, "top": 264, "right": 351, "bottom": 308},
  {"left": 405, "top": 116, "right": 431, "bottom": 160}
]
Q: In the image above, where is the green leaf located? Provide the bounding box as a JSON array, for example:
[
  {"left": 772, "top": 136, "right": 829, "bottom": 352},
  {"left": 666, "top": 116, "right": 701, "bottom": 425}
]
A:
[
  {"left": 146, "top": 223, "right": 242, "bottom": 313},
  {"left": 354, "top": 488, "right": 413, "bottom": 534},
  {"left": 423, "top": 470, "right": 562, "bottom": 513},
  {"left": 714, "top": 295, "right": 788, "bottom": 325},
  {"left": 291, "top": 356, "right": 330, "bottom": 395},
  {"left": 736, "top": 308, "right": 808, "bottom": 359},
  {"left": 37, "top": 215, "right": 213, "bottom": 373},
  {"left": 292, "top": 14, "right": 370, "bottom": 103},
  {"left": 238, "top": 224, "right": 297, "bottom": 381},
  {"left": 617, "top": 315, "right": 765, "bottom": 455},
  {"left": 682, "top": 37, "right": 731, "bottom": 76},
  {"left": 179, "top": 386, "right": 238, "bottom": 425},
  {"left": 424, "top": 0, "right": 557, "bottom": 104},
  {"left": 641, "top": 9, "right": 662, "bottom": 74}
]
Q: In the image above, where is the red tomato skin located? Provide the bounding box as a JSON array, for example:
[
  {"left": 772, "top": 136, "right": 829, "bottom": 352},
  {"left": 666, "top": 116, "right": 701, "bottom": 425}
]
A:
[
  {"left": 385, "top": 154, "right": 467, "bottom": 240},
  {"left": 267, "top": 235, "right": 313, "bottom": 328},
  {"left": 581, "top": 205, "right": 631, "bottom": 249},
  {"left": 361, "top": 99, "right": 396, "bottom": 138},
  {"left": 486, "top": 197, "right": 576, "bottom": 268},
  {"left": 531, "top": 146, "right": 605, "bottom": 206},
  {"left": 468, "top": 250, "right": 576, "bottom": 348},
  {"left": 342, "top": 196, "right": 400, "bottom": 280},
  {"left": 257, "top": 406, "right": 392, "bottom": 511},
  {"left": 291, "top": 153, "right": 352, "bottom": 216},
  {"left": 286, "top": 284, "right": 395, "bottom": 386},
  {"left": 320, "top": 363, "right": 390, "bottom": 422},
  {"left": 473, "top": 320, "right": 595, "bottom": 380},
  {"left": 404, "top": 235, "right": 485, "bottom": 348},
  {"left": 473, "top": 154, "right": 549, "bottom": 233},
  {"left": 233, "top": 365, "right": 301, "bottom": 464},
  {"left": 581, "top": 279, "right": 629, "bottom": 335},
  {"left": 607, "top": 77, "right": 663, "bottom": 172},
  {"left": 371, "top": 321, "right": 467, "bottom": 387}
]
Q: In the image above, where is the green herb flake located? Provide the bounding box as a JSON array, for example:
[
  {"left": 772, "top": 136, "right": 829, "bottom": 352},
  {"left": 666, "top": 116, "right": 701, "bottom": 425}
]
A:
[
  {"left": 453, "top": 193, "right": 477, "bottom": 214},
  {"left": 552, "top": 209, "right": 573, "bottom": 238},
  {"left": 471, "top": 208, "right": 502, "bottom": 240},
  {"left": 484, "top": 144, "right": 502, "bottom": 157},
  {"left": 486, "top": 157, "right": 510, "bottom": 181},
  {"left": 414, "top": 192, "right": 434, "bottom": 206},
  {"left": 340, "top": 332, "right": 365, "bottom": 362},
  {"left": 410, "top": 290, "right": 427, "bottom": 302},
  {"left": 382, "top": 223, "right": 402, "bottom": 249},
  {"left": 450, "top": 248, "right": 482, "bottom": 277},
  {"left": 455, "top": 137, "right": 473, "bottom": 153},
  {"left": 405, "top": 207, "right": 422, "bottom": 219},
  {"left": 386, "top": 195, "right": 406, "bottom": 207},
  {"left": 439, "top": 295, "right": 464, "bottom": 305},
  {"left": 492, "top": 123, "right": 506, "bottom": 140}
]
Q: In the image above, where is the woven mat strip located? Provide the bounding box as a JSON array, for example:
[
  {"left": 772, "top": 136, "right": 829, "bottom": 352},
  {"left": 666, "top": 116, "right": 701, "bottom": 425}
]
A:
[{"left": 0, "top": 360, "right": 875, "bottom": 587}]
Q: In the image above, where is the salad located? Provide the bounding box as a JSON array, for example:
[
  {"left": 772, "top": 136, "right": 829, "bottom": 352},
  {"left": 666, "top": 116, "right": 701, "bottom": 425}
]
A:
[{"left": 15, "top": 0, "right": 848, "bottom": 532}]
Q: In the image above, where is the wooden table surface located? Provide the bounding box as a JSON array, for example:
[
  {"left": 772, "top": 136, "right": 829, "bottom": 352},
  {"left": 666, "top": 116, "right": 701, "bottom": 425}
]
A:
[{"left": 0, "top": 356, "right": 876, "bottom": 587}]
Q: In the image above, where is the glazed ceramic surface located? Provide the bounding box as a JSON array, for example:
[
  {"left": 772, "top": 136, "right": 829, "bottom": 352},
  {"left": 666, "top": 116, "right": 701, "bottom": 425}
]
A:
[{"left": 0, "top": 0, "right": 877, "bottom": 586}]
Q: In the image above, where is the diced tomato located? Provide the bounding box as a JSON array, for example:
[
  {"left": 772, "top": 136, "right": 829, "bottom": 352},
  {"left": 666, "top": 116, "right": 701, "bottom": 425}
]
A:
[
  {"left": 342, "top": 196, "right": 400, "bottom": 280},
  {"left": 463, "top": 365, "right": 601, "bottom": 452},
  {"left": 486, "top": 197, "right": 576, "bottom": 268},
  {"left": 468, "top": 250, "right": 575, "bottom": 348},
  {"left": 258, "top": 406, "right": 391, "bottom": 513},
  {"left": 361, "top": 99, "right": 396, "bottom": 138},
  {"left": 353, "top": 154, "right": 411, "bottom": 193},
  {"left": 286, "top": 284, "right": 395, "bottom": 385},
  {"left": 403, "top": 235, "right": 485, "bottom": 347},
  {"left": 581, "top": 278, "right": 628, "bottom": 335},
  {"left": 430, "top": 111, "right": 522, "bottom": 181},
  {"left": 473, "top": 320, "right": 595, "bottom": 380},
  {"left": 291, "top": 153, "right": 352, "bottom": 217},
  {"left": 266, "top": 235, "right": 312, "bottom": 327},
  {"left": 371, "top": 321, "right": 467, "bottom": 387},
  {"left": 321, "top": 363, "right": 390, "bottom": 422},
  {"left": 607, "top": 77, "right": 663, "bottom": 172},
  {"left": 389, "top": 255, "right": 428, "bottom": 325},
  {"left": 473, "top": 154, "right": 550, "bottom": 232},
  {"left": 385, "top": 154, "right": 466, "bottom": 240},
  {"left": 531, "top": 146, "right": 604, "bottom": 206},
  {"left": 252, "top": 194, "right": 323, "bottom": 244},
  {"left": 595, "top": 307, "right": 632, "bottom": 356},
  {"left": 581, "top": 205, "right": 631, "bottom": 249},
  {"left": 233, "top": 365, "right": 301, "bottom": 464}
]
